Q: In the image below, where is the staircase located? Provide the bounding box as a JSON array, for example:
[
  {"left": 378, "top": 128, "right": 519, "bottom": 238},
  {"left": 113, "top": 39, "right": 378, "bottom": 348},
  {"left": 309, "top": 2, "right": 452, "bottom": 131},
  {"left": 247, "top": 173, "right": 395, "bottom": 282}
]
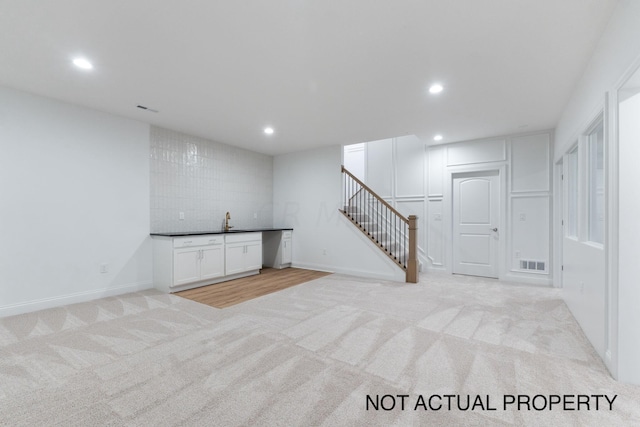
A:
[{"left": 339, "top": 165, "right": 419, "bottom": 283}]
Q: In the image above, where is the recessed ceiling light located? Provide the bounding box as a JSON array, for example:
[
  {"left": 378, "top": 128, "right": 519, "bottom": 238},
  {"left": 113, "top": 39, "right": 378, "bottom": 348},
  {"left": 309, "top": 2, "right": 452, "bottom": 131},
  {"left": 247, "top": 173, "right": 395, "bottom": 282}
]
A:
[
  {"left": 264, "top": 127, "right": 274, "bottom": 135},
  {"left": 433, "top": 134, "right": 443, "bottom": 141},
  {"left": 72, "top": 58, "right": 93, "bottom": 70},
  {"left": 428, "top": 84, "right": 444, "bottom": 94}
]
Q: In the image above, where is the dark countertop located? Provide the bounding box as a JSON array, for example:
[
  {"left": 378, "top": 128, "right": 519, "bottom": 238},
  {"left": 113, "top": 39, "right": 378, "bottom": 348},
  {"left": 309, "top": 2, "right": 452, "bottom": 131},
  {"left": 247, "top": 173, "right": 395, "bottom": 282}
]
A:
[{"left": 150, "top": 228, "right": 293, "bottom": 237}]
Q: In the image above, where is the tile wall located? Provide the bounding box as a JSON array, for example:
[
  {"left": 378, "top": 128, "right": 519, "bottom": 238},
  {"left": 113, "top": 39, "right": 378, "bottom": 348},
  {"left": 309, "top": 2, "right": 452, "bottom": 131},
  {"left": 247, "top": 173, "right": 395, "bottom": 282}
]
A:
[{"left": 150, "top": 126, "right": 273, "bottom": 233}]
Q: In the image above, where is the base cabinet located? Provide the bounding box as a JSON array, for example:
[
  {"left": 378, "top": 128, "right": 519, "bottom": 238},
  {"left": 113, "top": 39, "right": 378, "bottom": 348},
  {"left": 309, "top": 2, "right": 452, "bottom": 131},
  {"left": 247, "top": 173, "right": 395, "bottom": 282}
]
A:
[
  {"left": 152, "top": 232, "right": 262, "bottom": 293},
  {"left": 173, "top": 248, "right": 202, "bottom": 286},
  {"left": 281, "top": 232, "right": 292, "bottom": 265},
  {"left": 199, "top": 246, "right": 225, "bottom": 280},
  {"left": 225, "top": 233, "right": 262, "bottom": 275}
]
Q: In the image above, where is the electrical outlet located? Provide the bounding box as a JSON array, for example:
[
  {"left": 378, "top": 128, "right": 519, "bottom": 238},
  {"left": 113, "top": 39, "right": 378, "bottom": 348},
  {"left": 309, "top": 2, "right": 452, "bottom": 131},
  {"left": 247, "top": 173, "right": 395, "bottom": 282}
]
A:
[
  {"left": 515, "top": 251, "right": 521, "bottom": 258},
  {"left": 179, "top": 212, "right": 185, "bottom": 220},
  {"left": 322, "top": 249, "right": 327, "bottom": 255},
  {"left": 580, "top": 282, "right": 585, "bottom": 293},
  {"left": 519, "top": 213, "right": 526, "bottom": 221},
  {"left": 253, "top": 212, "right": 257, "bottom": 219},
  {"left": 100, "top": 263, "right": 109, "bottom": 274}
]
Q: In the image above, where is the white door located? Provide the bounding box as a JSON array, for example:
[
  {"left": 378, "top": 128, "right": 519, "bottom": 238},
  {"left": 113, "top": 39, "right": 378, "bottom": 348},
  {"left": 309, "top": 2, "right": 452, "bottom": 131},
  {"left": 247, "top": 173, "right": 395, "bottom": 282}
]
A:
[
  {"left": 452, "top": 171, "right": 500, "bottom": 278},
  {"left": 200, "top": 245, "right": 224, "bottom": 280},
  {"left": 173, "top": 248, "right": 201, "bottom": 286},
  {"left": 225, "top": 243, "right": 246, "bottom": 275},
  {"left": 281, "top": 237, "right": 292, "bottom": 265},
  {"left": 244, "top": 241, "right": 263, "bottom": 271}
]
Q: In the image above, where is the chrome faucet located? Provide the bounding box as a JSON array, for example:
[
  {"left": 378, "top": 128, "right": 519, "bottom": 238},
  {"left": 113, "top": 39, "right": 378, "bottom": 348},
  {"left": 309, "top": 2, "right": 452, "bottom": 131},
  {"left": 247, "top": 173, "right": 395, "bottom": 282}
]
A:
[{"left": 224, "top": 211, "right": 233, "bottom": 231}]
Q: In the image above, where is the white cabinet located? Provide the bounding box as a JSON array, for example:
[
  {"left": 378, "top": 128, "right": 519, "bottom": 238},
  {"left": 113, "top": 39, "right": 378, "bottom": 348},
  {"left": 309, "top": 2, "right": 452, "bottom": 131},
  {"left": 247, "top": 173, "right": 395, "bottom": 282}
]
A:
[
  {"left": 173, "top": 248, "right": 201, "bottom": 286},
  {"left": 152, "top": 231, "right": 268, "bottom": 293},
  {"left": 172, "top": 235, "right": 225, "bottom": 287},
  {"left": 173, "top": 245, "right": 225, "bottom": 286},
  {"left": 281, "top": 231, "right": 292, "bottom": 265},
  {"left": 262, "top": 230, "right": 293, "bottom": 269},
  {"left": 200, "top": 246, "right": 225, "bottom": 280},
  {"left": 152, "top": 234, "right": 226, "bottom": 292},
  {"left": 225, "top": 233, "right": 262, "bottom": 275}
]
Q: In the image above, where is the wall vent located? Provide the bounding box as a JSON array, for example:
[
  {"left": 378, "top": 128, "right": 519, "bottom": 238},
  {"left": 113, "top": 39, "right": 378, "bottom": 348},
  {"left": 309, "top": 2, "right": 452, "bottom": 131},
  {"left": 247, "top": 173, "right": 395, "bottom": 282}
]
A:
[{"left": 519, "top": 259, "right": 546, "bottom": 272}]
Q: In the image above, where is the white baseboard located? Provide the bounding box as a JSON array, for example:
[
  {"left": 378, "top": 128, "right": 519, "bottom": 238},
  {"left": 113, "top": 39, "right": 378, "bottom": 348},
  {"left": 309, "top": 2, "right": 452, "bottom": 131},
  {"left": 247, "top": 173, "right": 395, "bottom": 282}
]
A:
[
  {"left": 501, "top": 272, "right": 553, "bottom": 287},
  {"left": 292, "top": 262, "right": 405, "bottom": 283},
  {"left": 0, "top": 281, "right": 154, "bottom": 318}
]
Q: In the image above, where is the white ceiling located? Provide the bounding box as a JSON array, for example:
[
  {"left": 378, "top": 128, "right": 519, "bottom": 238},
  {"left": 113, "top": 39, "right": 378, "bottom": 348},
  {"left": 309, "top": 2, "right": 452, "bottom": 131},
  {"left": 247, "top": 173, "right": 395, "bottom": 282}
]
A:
[{"left": 0, "top": 0, "right": 617, "bottom": 155}]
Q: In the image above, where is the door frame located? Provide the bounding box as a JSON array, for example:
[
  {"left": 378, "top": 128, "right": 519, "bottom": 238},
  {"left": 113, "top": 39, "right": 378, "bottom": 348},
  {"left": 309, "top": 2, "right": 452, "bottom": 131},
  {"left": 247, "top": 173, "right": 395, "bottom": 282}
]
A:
[
  {"left": 444, "top": 164, "right": 506, "bottom": 279},
  {"left": 553, "top": 158, "right": 564, "bottom": 288}
]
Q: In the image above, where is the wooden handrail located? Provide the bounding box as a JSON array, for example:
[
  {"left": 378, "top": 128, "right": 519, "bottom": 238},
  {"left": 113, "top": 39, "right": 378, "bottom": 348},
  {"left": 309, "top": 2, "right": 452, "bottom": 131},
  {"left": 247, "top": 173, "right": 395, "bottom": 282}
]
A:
[{"left": 341, "top": 165, "right": 409, "bottom": 224}]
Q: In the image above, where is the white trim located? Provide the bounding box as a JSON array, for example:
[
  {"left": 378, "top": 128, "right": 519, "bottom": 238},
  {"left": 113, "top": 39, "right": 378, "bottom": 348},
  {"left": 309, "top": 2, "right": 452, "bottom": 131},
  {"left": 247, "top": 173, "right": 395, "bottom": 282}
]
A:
[
  {"left": 0, "top": 281, "right": 154, "bottom": 318},
  {"left": 502, "top": 272, "right": 553, "bottom": 287},
  {"left": 553, "top": 158, "right": 564, "bottom": 288},
  {"left": 292, "top": 262, "right": 405, "bottom": 283},
  {"left": 606, "top": 86, "right": 619, "bottom": 379},
  {"left": 602, "top": 53, "right": 640, "bottom": 380}
]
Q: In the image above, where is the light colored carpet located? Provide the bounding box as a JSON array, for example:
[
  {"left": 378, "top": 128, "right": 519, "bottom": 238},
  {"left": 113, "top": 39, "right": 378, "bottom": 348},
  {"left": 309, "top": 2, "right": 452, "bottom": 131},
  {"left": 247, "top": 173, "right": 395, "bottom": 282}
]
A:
[{"left": 1, "top": 272, "right": 639, "bottom": 426}]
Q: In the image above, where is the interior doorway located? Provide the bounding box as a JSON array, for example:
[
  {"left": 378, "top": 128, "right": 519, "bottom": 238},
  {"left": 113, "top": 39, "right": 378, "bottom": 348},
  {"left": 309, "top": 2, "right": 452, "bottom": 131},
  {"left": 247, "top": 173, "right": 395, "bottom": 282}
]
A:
[{"left": 452, "top": 170, "right": 500, "bottom": 278}]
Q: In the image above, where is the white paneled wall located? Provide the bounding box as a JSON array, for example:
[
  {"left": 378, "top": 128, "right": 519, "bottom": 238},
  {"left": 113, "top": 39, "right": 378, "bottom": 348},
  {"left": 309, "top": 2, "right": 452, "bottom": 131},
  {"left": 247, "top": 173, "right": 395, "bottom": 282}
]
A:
[
  {"left": 357, "top": 131, "right": 552, "bottom": 284},
  {"left": 150, "top": 127, "right": 273, "bottom": 233},
  {"left": 343, "top": 143, "right": 365, "bottom": 182},
  {"left": 363, "top": 136, "right": 428, "bottom": 264},
  {"left": 511, "top": 135, "right": 550, "bottom": 192},
  {"left": 395, "top": 136, "right": 425, "bottom": 197},
  {"left": 508, "top": 134, "right": 552, "bottom": 277},
  {"left": 428, "top": 133, "right": 552, "bottom": 285},
  {"left": 365, "top": 139, "right": 394, "bottom": 199},
  {"left": 446, "top": 138, "right": 506, "bottom": 166}
]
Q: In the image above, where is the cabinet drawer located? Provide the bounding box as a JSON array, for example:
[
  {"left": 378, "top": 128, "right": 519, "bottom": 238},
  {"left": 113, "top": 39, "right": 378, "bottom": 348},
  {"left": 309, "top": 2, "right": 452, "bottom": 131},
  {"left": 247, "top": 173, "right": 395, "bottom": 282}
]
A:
[
  {"left": 225, "top": 232, "right": 262, "bottom": 244},
  {"left": 173, "top": 235, "right": 224, "bottom": 248}
]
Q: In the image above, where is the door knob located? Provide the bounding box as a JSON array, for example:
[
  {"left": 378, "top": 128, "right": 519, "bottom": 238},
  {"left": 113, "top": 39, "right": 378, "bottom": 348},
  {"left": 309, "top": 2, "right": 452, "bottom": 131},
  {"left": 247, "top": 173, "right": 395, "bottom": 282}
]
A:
[{"left": 491, "top": 227, "right": 498, "bottom": 232}]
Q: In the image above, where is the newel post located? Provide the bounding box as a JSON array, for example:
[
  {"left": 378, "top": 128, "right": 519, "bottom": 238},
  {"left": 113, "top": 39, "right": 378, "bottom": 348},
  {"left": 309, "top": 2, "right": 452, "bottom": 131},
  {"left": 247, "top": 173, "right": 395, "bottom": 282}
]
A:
[{"left": 407, "top": 215, "right": 419, "bottom": 283}]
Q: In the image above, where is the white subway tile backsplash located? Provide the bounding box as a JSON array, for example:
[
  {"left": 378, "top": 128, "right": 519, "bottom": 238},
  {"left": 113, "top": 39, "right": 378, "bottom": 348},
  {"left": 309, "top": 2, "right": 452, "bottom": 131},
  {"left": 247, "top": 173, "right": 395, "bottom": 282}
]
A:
[{"left": 150, "top": 126, "right": 273, "bottom": 233}]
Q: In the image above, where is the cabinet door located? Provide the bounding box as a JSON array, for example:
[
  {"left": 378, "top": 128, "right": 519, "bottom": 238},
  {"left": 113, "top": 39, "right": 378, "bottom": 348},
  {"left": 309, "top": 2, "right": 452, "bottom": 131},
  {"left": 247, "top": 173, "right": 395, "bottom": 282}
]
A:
[
  {"left": 282, "top": 238, "right": 292, "bottom": 265},
  {"left": 225, "top": 243, "right": 246, "bottom": 275},
  {"left": 200, "top": 245, "right": 224, "bottom": 280},
  {"left": 244, "top": 241, "right": 263, "bottom": 271},
  {"left": 173, "top": 248, "right": 201, "bottom": 286}
]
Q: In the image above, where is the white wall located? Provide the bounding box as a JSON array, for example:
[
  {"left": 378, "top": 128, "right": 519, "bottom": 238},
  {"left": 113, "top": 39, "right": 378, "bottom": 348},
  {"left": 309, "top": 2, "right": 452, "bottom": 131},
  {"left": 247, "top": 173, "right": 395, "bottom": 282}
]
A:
[
  {"left": 617, "top": 91, "right": 640, "bottom": 384},
  {"left": 273, "top": 145, "right": 405, "bottom": 282},
  {"left": 555, "top": 0, "right": 640, "bottom": 159},
  {"left": 0, "top": 87, "right": 153, "bottom": 317},
  {"left": 553, "top": 0, "right": 640, "bottom": 384},
  {"left": 358, "top": 132, "right": 551, "bottom": 285},
  {"left": 150, "top": 126, "right": 273, "bottom": 233},
  {"left": 364, "top": 136, "right": 427, "bottom": 266},
  {"left": 343, "top": 143, "right": 365, "bottom": 182},
  {"left": 427, "top": 132, "right": 552, "bottom": 285}
]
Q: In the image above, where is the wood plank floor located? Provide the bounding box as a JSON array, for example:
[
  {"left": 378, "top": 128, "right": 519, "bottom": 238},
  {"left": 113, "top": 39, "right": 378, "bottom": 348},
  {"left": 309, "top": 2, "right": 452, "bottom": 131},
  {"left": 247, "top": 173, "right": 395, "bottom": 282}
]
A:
[{"left": 175, "top": 268, "right": 332, "bottom": 308}]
